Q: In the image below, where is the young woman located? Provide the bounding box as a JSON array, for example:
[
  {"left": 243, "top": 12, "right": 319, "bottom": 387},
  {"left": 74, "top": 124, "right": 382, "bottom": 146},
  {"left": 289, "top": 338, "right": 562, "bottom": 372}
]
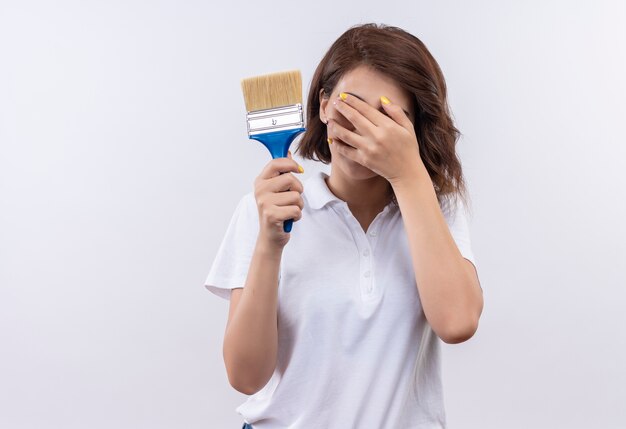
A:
[{"left": 205, "top": 23, "right": 483, "bottom": 429}]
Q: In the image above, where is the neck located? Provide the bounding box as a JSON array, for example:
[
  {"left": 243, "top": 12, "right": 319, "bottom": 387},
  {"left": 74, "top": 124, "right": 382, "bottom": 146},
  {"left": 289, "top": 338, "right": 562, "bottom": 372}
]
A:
[{"left": 325, "top": 168, "right": 393, "bottom": 216}]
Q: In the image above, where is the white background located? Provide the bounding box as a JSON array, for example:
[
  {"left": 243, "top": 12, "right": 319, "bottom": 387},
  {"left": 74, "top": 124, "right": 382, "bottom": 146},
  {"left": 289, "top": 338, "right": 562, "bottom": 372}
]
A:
[{"left": 1, "top": 1, "right": 625, "bottom": 428}]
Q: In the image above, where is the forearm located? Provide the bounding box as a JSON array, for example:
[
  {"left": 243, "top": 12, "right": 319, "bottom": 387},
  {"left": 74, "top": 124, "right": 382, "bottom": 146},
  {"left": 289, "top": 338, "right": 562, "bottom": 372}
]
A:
[
  {"left": 392, "top": 167, "right": 482, "bottom": 344},
  {"left": 223, "top": 236, "right": 281, "bottom": 394}
]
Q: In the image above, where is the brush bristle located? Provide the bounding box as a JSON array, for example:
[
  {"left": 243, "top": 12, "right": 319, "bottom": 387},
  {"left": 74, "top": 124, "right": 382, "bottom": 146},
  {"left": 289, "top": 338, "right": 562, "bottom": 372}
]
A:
[{"left": 241, "top": 70, "right": 303, "bottom": 112}]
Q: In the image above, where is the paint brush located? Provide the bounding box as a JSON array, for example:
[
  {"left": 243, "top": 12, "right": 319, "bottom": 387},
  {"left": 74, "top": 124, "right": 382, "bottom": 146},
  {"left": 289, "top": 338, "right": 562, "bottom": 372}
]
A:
[{"left": 241, "top": 70, "right": 305, "bottom": 233}]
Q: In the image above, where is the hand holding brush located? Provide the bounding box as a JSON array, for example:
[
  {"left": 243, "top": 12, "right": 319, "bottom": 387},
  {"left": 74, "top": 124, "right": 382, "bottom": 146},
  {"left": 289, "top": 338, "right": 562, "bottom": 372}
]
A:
[{"left": 253, "top": 151, "right": 304, "bottom": 249}]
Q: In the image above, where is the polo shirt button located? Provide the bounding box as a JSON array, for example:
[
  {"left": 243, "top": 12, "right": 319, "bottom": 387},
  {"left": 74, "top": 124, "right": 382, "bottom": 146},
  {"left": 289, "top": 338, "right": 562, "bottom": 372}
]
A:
[
  {"left": 369, "top": 230, "right": 377, "bottom": 237},
  {"left": 366, "top": 284, "right": 372, "bottom": 292},
  {"left": 363, "top": 249, "right": 370, "bottom": 257},
  {"left": 364, "top": 270, "right": 371, "bottom": 278}
]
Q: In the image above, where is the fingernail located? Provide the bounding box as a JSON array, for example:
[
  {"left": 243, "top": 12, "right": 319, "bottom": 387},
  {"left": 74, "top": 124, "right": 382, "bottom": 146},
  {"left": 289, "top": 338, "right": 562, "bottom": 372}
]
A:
[
  {"left": 298, "top": 164, "right": 304, "bottom": 173},
  {"left": 288, "top": 150, "right": 292, "bottom": 156},
  {"left": 381, "top": 96, "right": 391, "bottom": 105},
  {"left": 327, "top": 137, "right": 333, "bottom": 145},
  {"left": 339, "top": 92, "right": 348, "bottom": 101}
]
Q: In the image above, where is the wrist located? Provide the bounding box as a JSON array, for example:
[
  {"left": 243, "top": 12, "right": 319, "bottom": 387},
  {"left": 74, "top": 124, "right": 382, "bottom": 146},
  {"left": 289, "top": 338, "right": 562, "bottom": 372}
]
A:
[
  {"left": 390, "top": 161, "right": 432, "bottom": 191},
  {"left": 256, "top": 234, "right": 285, "bottom": 258}
]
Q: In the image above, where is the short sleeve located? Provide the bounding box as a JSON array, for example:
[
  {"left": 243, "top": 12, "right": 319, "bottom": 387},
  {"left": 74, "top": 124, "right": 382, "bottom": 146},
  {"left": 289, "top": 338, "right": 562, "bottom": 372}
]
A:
[
  {"left": 204, "top": 192, "right": 259, "bottom": 301},
  {"left": 444, "top": 198, "right": 479, "bottom": 274}
]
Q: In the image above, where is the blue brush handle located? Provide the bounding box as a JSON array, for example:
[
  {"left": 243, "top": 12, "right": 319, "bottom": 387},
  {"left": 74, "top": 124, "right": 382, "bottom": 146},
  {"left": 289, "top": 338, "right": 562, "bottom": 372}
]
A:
[{"left": 250, "top": 127, "right": 305, "bottom": 233}]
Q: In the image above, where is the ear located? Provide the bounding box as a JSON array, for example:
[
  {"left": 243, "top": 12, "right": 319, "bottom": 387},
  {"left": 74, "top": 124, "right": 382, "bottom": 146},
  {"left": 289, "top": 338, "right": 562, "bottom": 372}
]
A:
[{"left": 319, "top": 88, "right": 329, "bottom": 124}]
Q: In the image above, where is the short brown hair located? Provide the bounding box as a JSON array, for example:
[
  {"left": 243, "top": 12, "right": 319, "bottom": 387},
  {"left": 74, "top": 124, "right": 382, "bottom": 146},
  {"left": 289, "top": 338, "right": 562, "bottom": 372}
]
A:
[{"left": 296, "top": 23, "right": 471, "bottom": 215}]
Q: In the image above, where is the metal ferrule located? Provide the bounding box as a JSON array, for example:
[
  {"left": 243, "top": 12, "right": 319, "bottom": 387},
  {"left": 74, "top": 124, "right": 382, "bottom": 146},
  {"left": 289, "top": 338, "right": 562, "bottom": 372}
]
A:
[{"left": 246, "top": 104, "right": 304, "bottom": 136}]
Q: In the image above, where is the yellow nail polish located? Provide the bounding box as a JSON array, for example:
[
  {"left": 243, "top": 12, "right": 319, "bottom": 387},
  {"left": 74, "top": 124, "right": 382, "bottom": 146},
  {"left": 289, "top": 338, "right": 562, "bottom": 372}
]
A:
[
  {"left": 381, "top": 96, "right": 391, "bottom": 105},
  {"left": 327, "top": 137, "right": 333, "bottom": 145},
  {"left": 339, "top": 92, "right": 348, "bottom": 101},
  {"left": 298, "top": 164, "right": 304, "bottom": 173}
]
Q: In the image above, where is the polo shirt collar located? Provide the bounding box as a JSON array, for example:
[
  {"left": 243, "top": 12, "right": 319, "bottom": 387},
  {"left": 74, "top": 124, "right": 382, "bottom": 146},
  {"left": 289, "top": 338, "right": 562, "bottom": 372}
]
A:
[{"left": 306, "top": 171, "right": 342, "bottom": 210}]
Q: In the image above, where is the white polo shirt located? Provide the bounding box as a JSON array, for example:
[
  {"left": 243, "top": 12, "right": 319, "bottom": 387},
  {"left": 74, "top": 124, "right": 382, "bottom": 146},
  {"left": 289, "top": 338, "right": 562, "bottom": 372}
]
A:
[{"left": 205, "top": 170, "right": 479, "bottom": 429}]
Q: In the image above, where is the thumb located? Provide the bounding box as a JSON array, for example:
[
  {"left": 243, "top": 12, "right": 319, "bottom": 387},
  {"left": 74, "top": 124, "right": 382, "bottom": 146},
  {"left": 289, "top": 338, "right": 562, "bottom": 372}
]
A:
[{"left": 287, "top": 150, "right": 304, "bottom": 174}]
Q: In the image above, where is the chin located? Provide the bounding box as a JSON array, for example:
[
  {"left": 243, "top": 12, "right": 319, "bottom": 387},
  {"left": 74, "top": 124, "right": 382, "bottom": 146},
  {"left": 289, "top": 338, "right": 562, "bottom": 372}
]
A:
[{"left": 337, "top": 154, "right": 379, "bottom": 181}]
